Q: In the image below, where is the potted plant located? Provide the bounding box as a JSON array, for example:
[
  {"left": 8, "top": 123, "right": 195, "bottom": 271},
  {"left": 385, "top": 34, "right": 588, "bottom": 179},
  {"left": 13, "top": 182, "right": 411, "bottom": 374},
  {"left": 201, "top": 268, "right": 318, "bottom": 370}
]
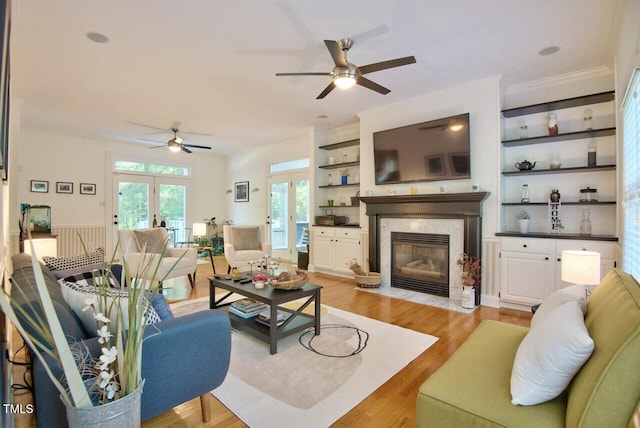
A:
[
  {"left": 517, "top": 210, "right": 530, "bottom": 234},
  {"left": 204, "top": 217, "right": 232, "bottom": 255},
  {"left": 457, "top": 253, "right": 481, "bottom": 308},
  {"left": 0, "top": 237, "right": 181, "bottom": 426}
]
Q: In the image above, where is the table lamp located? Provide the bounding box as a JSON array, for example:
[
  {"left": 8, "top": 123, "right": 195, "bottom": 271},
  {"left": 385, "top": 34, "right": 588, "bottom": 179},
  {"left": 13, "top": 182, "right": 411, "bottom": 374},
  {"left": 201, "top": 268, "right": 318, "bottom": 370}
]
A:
[
  {"left": 561, "top": 250, "right": 601, "bottom": 291},
  {"left": 24, "top": 238, "right": 58, "bottom": 262},
  {"left": 193, "top": 222, "right": 207, "bottom": 247}
]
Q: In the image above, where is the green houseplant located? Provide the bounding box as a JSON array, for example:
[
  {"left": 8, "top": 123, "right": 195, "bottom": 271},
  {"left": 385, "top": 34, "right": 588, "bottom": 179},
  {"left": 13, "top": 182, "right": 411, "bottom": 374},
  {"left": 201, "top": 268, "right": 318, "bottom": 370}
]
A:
[
  {"left": 0, "top": 236, "right": 182, "bottom": 426},
  {"left": 204, "top": 217, "right": 232, "bottom": 255}
]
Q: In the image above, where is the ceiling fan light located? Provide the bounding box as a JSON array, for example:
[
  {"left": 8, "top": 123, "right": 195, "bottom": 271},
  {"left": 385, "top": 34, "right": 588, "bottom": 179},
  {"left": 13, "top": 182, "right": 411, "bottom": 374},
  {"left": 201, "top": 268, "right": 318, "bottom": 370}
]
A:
[
  {"left": 333, "top": 65, "right": 358, "bottom": 89},
  {"left": 334, "top": 75, "right": 357, "bottom": 89},
  {"left": 168, "top": 139, "right": 182, "bottom": 152}
]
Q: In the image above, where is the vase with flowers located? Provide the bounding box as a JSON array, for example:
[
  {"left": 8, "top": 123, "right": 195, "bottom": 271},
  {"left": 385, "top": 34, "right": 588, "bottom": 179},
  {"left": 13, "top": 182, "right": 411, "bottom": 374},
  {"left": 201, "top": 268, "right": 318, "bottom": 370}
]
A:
[
  {"left": 0, "top": 234, "right": 181, "bottom": 427},
  {"left": 457, "top": 253, "right": 481, "bottom": 308}
]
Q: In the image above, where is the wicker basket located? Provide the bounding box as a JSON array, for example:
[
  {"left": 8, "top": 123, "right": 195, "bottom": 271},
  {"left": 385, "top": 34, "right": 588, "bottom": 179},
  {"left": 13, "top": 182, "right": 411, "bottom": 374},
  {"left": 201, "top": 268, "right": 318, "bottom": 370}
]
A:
[
  {"left": 354, "top": 272, "right": 382, "bottom": 288},
  {"left": 268, "top": 271, "right": 308, "bottom": 290}
]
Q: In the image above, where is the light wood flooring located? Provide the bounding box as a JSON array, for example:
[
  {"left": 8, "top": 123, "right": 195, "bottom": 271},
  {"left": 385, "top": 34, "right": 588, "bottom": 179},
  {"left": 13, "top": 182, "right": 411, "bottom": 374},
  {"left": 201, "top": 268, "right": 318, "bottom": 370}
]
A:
[{"left": 11, "top": 257, "right": 533, "bottom": 428}]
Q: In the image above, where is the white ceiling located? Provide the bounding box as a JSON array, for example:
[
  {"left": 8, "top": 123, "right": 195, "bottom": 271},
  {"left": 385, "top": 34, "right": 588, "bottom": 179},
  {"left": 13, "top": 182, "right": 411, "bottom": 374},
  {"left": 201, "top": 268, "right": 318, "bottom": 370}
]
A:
[{"left": 10, "top": 0, "right": 619, "bottom": 154}]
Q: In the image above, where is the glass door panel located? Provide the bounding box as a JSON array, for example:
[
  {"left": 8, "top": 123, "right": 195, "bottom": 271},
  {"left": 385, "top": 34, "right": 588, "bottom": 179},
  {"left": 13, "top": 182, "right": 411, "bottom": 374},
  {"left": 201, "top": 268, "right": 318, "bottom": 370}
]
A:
[
  {"left": 270, "top": 181, "right": 289, "bottom": 259},
  {"left": 116, "top": 175, "right": 153, "bottom": 230}
]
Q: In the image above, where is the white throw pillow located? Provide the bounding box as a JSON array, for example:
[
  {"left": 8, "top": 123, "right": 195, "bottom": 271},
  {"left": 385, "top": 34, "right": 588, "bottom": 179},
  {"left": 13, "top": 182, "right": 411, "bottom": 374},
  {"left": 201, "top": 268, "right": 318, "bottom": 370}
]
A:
[
  {"left": 531, "top": 284, "right": 588, "bottom": 329},
  {"left": 59, "top": 280, "right": 161, "bottom": 337},
  {"left": 511, "top": 300, "right": 594, "bottom": 406}
]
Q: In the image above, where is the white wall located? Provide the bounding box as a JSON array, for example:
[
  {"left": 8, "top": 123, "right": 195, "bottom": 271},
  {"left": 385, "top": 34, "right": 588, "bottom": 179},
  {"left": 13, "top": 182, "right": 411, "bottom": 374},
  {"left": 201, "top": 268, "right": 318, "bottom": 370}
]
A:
[
  {"left": 358, "top": 76, "right": 502, "bottom": 236},
  {"left": 227, "top": 132, "right": 311, "bottom": 226},
  {"left": 11, "top": 129, "right": 228, "bottom": 253}
]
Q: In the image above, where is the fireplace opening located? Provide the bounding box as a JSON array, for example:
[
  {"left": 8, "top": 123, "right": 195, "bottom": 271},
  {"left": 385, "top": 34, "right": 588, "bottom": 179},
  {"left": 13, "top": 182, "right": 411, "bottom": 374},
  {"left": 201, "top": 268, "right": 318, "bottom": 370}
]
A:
[{"left": 391, "top": 232, "right": 449, "bottom": 297}]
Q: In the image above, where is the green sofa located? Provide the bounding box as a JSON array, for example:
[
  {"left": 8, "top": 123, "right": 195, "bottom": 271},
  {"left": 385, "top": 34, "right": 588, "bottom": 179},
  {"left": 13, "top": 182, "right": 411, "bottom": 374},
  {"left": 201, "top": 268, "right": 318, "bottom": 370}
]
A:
[{"left": 417, "top": 269, "right": 640, "bottom": 427}]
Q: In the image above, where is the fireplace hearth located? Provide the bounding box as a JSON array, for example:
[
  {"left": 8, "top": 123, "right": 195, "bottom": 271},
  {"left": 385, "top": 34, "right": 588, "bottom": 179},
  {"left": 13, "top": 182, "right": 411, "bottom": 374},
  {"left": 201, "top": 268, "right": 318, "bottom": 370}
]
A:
[
  {"left": 360, "top": 192, "right": 490, "bottom": 305},
  {"left": 392, "top": 232, "right": 449, "bottom": 296}
]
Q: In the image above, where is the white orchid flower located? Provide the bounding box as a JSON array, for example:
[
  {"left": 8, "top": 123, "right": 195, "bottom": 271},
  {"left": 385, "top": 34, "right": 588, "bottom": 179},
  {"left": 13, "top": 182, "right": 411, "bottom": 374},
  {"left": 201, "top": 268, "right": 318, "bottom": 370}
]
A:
[
  {"left": 82, "top": 297, "right": 97, "bottom": 312},
  {"left": 99, "top": 370, "right": 114, "bottom": 389},
  {"left": 93, "top": 312, "right": 110, "bottom": 324},
  {"left": 106, "top": 382, "right": 119, "bottom": 400},
  {"left": 96, "top": 325, "right": 112, "bottom": 344},
  {"left": 99, "top": 346, "right": 118, "bottom": 370}
]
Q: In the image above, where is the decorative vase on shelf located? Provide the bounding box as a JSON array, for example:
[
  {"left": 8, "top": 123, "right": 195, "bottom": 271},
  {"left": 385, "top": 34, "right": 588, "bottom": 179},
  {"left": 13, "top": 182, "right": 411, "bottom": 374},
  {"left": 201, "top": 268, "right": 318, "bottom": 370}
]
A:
[
  {"left": 546, "top": 113, "right": 559, "bottom": 135},
  {"left": 550, "top": 149, "right": 561, "bottom": 169},
  {"left": 461, "top": 286, "right": 475, "bottom": 309},
  {"left": 518, "top": 219, "right": 530, "bottom": 234}
]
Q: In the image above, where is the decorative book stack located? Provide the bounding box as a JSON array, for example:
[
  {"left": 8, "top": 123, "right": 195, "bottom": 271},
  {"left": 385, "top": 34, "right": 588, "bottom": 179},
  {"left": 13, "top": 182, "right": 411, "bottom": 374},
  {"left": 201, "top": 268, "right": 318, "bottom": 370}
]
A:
[
  {"left": 228, "top": 298, "right": 268, "bottom": 319},
  {"left": 256, "top": 309, "right": 288, "bottom": 327}
]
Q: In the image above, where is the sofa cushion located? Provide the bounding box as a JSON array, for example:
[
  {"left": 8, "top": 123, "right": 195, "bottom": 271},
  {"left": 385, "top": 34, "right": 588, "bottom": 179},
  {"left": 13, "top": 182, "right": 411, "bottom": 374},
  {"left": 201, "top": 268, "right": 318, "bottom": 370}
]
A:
[
  {"left": 511, "top": 300, "right": 594, "bottom": 406},
  {"left": 59, "top": 280, "right": 161, "bottom": 336},
  {"left": 417, "top": 320, "right": 566, "bottom": 428},
  {"left": 530, "top": 284, "right": 588, "bottom": 329},
  {"left": 133, "top": 228, "right": 168, "bottom": 254},
  {"left": 566, "top": 269, "right": 640, "bottom": 427},
  {"left": 231, "top": 226, "right": 261, "bottom": 251},
  {"left": 150, "top": 293, "right": 174, "bottom": 320},
  {"left": 43, "top": 248, "right": 105, "bottom": 279}
]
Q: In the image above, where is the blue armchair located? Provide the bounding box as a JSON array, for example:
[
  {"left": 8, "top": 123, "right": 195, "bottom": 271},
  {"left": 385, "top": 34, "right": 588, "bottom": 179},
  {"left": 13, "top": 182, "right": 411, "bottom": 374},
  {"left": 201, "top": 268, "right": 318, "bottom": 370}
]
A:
[{"left": 8, "top": 253, "right": 231, "bottom": 427}]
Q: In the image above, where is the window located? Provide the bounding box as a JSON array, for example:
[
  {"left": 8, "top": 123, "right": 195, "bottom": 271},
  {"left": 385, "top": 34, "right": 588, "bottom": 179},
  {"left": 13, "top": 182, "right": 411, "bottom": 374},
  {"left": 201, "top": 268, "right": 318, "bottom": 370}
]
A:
[
  {"left": 622, "top": 67, "right": 640, "bottom": 280},
  {"left": 114, "top": 160, "right": 190, "bottom": 176},
  {"left": 269, "top": 158, "right": 309, "bottom": 173}
]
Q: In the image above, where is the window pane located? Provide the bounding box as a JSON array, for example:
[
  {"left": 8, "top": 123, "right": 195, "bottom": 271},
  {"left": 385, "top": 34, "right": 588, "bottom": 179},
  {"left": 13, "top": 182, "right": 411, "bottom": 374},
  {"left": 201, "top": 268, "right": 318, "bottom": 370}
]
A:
[
  {"left": 269, "top": 158, "right": 309, "bottom": 173},
  {"left": 623, "top": 68, "right": 640, "bottom": 280},
  {"left": 114, "top": 160, "right": 189, "bottom": 176}
]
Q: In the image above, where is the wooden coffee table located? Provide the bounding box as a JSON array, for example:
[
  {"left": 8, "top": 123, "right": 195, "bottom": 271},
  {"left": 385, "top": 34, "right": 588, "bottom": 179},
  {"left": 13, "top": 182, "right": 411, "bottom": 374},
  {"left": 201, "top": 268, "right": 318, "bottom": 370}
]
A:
[{"left": 209, "top": 274, "right": 321, "bottom": 354}]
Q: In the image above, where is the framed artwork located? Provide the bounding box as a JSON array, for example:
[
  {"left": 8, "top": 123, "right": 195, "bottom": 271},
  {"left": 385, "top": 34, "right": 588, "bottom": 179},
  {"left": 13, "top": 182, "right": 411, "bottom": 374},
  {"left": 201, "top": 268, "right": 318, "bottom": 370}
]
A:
[
  {"left": 56, "top": 181, "right": 73, "bottom": 194},
  {"left": 80, "top": 183, "right": 96, "bottom": 195},
  {"left": 30, "top": 180, "right": 48, "bottom": 193},
  {"left": 235, "top": 181, "right": 249, "bottom": 202}
]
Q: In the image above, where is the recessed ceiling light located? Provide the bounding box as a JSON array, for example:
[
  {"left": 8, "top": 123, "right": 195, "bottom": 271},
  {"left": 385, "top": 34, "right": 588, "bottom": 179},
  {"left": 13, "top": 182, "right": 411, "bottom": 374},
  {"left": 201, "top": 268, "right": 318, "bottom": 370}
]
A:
[
  {"left": 86, "top": 32, "right": 109, "bottom": 44},
  {"left": 538, "top": 46, "right": 560, "bottom": 56}
]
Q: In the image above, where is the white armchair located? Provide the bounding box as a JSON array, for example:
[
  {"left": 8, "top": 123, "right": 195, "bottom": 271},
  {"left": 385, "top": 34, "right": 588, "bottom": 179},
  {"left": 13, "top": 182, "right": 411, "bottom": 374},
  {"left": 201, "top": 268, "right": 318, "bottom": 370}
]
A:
[
  {"left": 223, "top": 224, "right": 272, "bottom": 273},
  {"left": 117, "top": 228, "right": 198, "bottom": 287}
]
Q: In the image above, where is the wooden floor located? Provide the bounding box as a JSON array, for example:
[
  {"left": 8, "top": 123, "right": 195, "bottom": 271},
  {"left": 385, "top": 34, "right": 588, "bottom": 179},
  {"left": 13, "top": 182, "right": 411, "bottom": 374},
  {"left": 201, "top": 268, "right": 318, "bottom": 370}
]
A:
[{"left": 11, "top": 257, "right": 533, "bottom": 428}]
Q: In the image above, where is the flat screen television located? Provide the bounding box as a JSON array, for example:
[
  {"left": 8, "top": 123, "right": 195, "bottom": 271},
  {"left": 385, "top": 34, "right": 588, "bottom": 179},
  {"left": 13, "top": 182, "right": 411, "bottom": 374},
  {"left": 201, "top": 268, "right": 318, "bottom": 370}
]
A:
[{"left": 373, "top": 113, "right": 471, "bottom": 185}]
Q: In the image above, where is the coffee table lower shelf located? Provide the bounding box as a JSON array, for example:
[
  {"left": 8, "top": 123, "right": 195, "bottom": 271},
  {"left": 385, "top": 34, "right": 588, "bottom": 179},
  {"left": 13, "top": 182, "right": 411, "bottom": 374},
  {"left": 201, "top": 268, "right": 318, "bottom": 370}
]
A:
[{"left": 209, "top": 276, "right": 322, "bottom": 354}]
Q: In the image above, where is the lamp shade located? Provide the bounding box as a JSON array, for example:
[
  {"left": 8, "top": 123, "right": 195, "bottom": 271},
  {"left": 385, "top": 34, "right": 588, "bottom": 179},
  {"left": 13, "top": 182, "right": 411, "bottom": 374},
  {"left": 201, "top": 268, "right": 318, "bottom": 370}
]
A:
[
  {"left": 192, "top": 222, "right": 207, "bottom": 237},
  {"left": 561, "top": 250, "right": 601, "bottom": 285},
  {"left": 24, "top": 238, "right": 58, "bottom": 262}
]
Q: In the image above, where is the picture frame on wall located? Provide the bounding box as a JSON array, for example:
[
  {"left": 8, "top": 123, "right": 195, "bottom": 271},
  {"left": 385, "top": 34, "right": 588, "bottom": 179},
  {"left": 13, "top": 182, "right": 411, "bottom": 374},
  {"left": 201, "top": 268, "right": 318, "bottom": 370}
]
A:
[
  {"left": 30, "top": 180, "right": 48, "bottom": 193},
  {"left": 56, "top": 181, "right": 73, "bottom": 194},
  {"left": 80, "top": 183, "right": 96, "bottom": 195},
  {"left": 235, "top": 181, "right": 249, "bottom": 202}
]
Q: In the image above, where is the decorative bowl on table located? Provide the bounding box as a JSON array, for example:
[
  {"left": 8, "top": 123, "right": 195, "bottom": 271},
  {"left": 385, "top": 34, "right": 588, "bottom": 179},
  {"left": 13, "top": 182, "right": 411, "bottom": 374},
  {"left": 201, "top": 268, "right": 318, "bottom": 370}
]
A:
[{"left": 268, "top": 270, "right": 308, "bottom": 290}]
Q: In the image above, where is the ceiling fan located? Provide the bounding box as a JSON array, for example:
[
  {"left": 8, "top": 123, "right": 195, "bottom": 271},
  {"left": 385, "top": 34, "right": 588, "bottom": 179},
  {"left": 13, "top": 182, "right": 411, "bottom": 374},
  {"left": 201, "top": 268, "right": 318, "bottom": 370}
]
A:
[
  {"left": 133, "top": 123, "right": 212, "bottom": 153},
  {"left": 276, "top": 38, "right": 416, "bottom": 99}
]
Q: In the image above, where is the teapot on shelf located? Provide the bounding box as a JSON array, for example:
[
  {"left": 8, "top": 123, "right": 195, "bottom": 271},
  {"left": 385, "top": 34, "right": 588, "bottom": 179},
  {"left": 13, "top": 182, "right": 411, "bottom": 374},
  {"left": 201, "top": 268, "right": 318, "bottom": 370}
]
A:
[{"left": 514, "top": 160, "right": 537, "bottom": 171}]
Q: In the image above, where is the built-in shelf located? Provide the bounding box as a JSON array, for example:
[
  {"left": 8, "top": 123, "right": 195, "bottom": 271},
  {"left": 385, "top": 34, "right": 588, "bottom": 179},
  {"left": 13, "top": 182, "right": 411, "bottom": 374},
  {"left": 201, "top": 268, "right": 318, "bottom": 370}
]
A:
[
  {"left": 502, "top": 164, "right": 616, "bottom": 176},
  {"left": 502, "top": 201, "right": 616, "bottom": 206},
  {"left": 318, "top": 205, "right": 359, "bottom": 209},
  {"left": 318, "top": 183, "right": 360, "bottom": 188},
  {"left": 318, "top": 161, "right": 359, "bottom": 170},
  {"left": 501, "top": 91, "right": 615, "bottom": 118},
  {"left": 318, "top": 139, "right": 359, "bottom": 150},
  {"left": 502, "top": 127, "right": 616, "bottom": 147},
  {"left": 496, "top": 231, "right": 618, "bottom": 242}
]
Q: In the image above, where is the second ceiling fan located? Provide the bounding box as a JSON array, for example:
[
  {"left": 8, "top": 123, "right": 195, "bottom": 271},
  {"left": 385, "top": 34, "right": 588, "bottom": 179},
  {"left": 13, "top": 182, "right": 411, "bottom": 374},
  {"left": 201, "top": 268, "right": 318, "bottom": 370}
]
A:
[{"left": 276, "top": 38, "right": 416, "bottom": 99}]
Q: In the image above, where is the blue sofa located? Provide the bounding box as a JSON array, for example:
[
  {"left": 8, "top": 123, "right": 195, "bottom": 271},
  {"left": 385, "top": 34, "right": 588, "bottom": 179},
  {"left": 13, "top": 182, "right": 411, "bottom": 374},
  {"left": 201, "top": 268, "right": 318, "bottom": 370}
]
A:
[{"left": 9, "top": 253, "right": 231, "bottom": 427}]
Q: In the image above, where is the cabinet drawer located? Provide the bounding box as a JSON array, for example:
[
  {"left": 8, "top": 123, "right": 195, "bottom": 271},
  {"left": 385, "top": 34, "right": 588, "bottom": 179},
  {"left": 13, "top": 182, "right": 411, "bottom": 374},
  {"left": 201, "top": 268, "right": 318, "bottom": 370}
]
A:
[
  {"left": 501, "top": 237, "right": 554, "bottom": 254},
  {"left": 334, "top": 228, "right": 360, "bottom": 240},
  {"left": 313, "top": 227, "right": 336, "bottom": 238},
  {"left": 555, "top": 240, "right": 616, "bottom": 259}
]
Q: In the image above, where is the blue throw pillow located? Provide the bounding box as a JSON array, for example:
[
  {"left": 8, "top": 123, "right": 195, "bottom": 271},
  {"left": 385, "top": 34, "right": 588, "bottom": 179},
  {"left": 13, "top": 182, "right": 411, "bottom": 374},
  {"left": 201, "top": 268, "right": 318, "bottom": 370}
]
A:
[{"left": 150, "top": 293, "right": 174, "bottom": 320}]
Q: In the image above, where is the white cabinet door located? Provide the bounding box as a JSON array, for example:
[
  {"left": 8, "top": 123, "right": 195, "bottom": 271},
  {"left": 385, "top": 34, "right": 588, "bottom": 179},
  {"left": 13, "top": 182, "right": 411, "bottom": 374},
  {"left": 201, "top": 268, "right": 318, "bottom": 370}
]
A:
[
  {"left": 313, "top": 236, "right": 335, "bottom": 271},
  {"left": 335, "top": 237, "right": 361, "bottom": 273},
  {"left": 501, "top": 251, "right": 554, "bottom": 306}
]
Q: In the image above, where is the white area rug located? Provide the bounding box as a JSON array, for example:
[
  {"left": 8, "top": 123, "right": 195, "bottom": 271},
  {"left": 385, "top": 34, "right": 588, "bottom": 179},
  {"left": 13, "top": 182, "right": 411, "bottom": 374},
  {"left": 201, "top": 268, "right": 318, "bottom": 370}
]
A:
[{"left": 170, "top": 298, "right": 438, "bottom": 428}]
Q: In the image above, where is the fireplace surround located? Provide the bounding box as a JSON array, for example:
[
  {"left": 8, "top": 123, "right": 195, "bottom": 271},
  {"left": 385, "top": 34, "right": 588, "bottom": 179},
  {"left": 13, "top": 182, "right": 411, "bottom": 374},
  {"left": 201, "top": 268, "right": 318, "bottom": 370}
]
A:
[{"left": 360, "top": 192, "right": 490, "bottom": 305}]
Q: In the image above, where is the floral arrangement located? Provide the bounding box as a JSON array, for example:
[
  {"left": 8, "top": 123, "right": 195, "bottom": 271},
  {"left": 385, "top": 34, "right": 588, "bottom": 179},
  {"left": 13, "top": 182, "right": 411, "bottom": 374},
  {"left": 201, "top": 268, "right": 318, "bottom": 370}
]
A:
[
  {"left": 346, "top": 258, "right": 365, "bottom": 275},
  {"left": 457, "top": 253, "right": 481, "bottom": 288},
  {"left": 252, "top": 273, "right": 268, "bottom": 282},
  {"left": 517, "top": 210, "right": 530, "bottom": 220},
  {"left": 0, "top": 235, "right": 181, "bottom": 409}
]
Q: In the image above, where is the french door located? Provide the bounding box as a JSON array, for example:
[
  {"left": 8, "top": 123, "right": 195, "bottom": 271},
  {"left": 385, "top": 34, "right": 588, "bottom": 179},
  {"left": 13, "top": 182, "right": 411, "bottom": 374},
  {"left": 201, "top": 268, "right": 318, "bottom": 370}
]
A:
[
  {"left": 268, "top": 171, "right": 309, "bottom": 261},
  {"left": 113, "top": 173, "right": 188, "bottom": 246}
]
